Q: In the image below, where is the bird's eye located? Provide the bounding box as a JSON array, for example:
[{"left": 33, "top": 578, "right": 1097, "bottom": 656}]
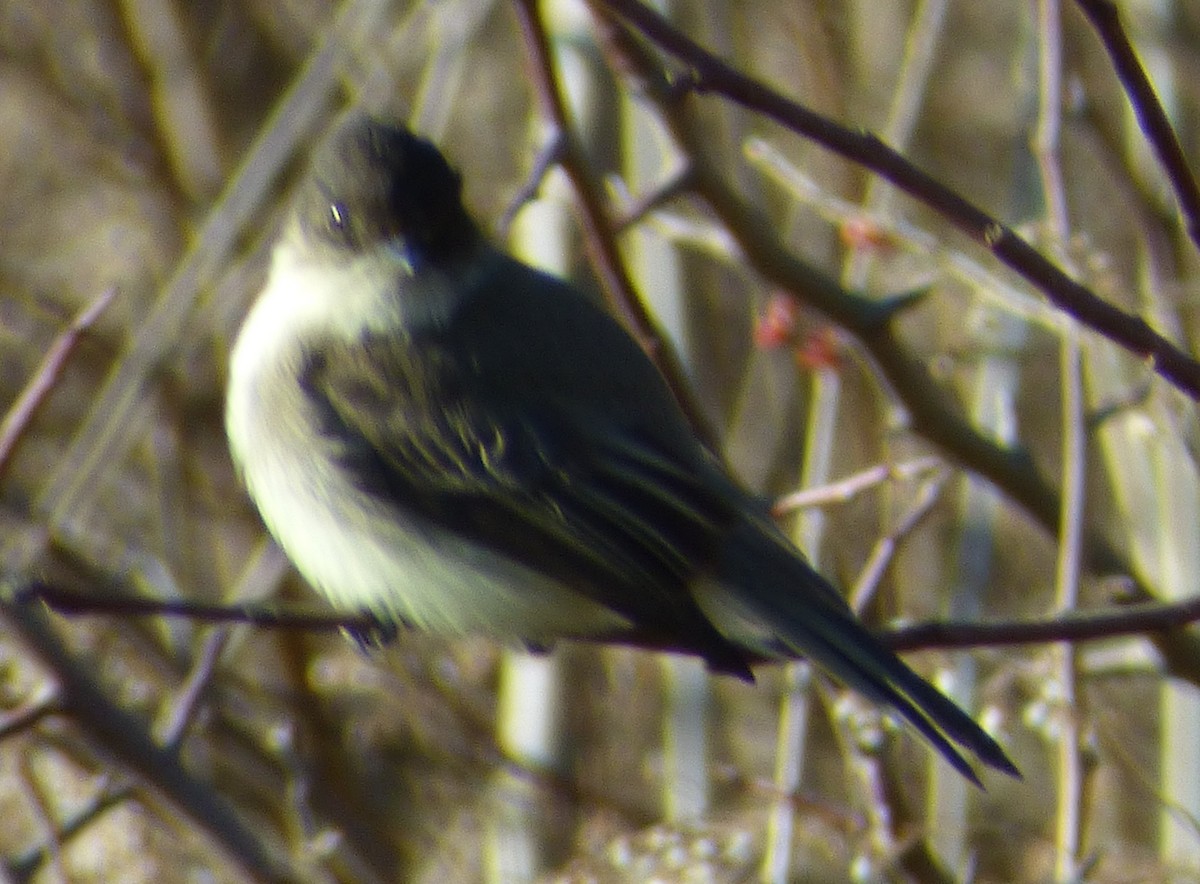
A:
[{"left": 328, "top": 202, "right": 349, "bottom": 232}]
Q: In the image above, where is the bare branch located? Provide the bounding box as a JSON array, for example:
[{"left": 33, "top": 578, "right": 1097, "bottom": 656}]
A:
[
  {"left": 1073, "top": 0, "right": 1200, "bottom": 250},
  {"left": 590, "top": 0, "right": 1200, "bottom": 401}
]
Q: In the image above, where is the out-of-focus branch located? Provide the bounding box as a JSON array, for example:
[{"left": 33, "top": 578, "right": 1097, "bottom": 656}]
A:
[
  {"left": 772, "top": 456, "right": 944, "bottom": 515},
  {"left": 508, "top": 0, "right": 718, "bottom": 450},
  {"left": 0, "top": 287, "right": 117, "bottom": 476},
  {"left": 1030, "top": 2, "right": 1088, "bottom": 877},
  {"left": 885, "top": 592, "right": 1200, "bottom": 652},
  {"left": 581, "top": 3, "right": 1200, "bottom": 685},
  {"left": 4, "top": 782, "right": 134, "bottom": 883},
  {"left": 0, "top": 604, "right": 297, "bottom": 883},
  {"left": 7, "top": 581, "right": 376, "bottom": 634},
  {"left": 18, "top": 581, "right": 1200, "bottom": 657},
  {"left": 589, "top": 0, "right": 1200, "bottom": 401},
  {"left": 1072, "top": 0, "right": 1200, "bottom": 250}
]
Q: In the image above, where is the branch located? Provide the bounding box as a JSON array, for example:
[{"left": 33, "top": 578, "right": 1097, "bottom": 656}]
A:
[
  {"left": 508, "top": 0, "right": 719, "bottom": 450},
  {"left": 1073, "top": 0, "right": 1200, "bottom": 250},
  {"left": 9, "top": 581, "right": 376, "bottom": 634},
  {"left": 590, "top": 0, "right": 1200, "bottom": 401},
  {"left": 885, "top": 593, "right": 1200, "bottom": 653},
  {"left": 0, "top": 287, "right": 117, "bottom": 476},
  {"left": 581, "top": 2, "right": 1200, "bottom": 686},
  {"left": 0, "top": 602, "right": 297, "bottom": 882},
  {"left": 17, "top": 581, "right": 1200, "bottom": 658}
]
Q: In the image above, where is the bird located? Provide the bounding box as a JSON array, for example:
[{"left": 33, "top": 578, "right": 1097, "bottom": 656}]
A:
[{"left": 225, "top": 113, "right": 1019, "bottom": 785}]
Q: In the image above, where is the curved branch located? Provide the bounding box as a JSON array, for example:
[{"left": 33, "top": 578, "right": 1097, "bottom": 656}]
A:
[
  {"left": 1073, "top": 0, "right": 1200, "bottom": 251},
  {"left": 590, "top": 0, "right": 1200, "bottom": 400},
  {"left": 19, "top": 582, "right": 1200, "bottom": 657},
  {"left": 1, "top": 603, "right": 296, "bottom": 882},
  {"left": 581, "top": 2, "right": 1200, "bottom": 685},
  {"left": 885, "top": 593, "right": 1200, "bottom": 653},
  {"left": 509, "top": 0, "right": 719, "bottom": 449}
]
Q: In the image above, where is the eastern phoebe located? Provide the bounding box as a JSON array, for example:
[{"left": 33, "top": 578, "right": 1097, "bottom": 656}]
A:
[{"left": 226, "top": 115, "right": 1018, "bottom": 784}]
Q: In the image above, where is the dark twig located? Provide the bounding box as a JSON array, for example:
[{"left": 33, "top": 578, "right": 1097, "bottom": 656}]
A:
[
  {"left": 496, "top": 130, "right": 568, "bottom": 240},
  {"left": 1073, "top": 0, "right": 1200, "bottom": 250},
  {"left": 10, "top": 581, "right": 374, "bottom": 634},
  {"left": 17, "top": 579, "right": 1200, "bottom": 657},
  {"left": 4, "top": 779, "right": 134, "bottom": 884},
  {"left": 509, "top": 0, "right": 719, "bottom": 450},
  {"left": 885, "top": 593, "right": 1200, "bottom": 653},
  {"left": 0, "top": 287, "right": 117, "bottom": 475},
  {"left": 16, "top": 752, "right": 71, "bottom": 882},
  {"left": 590, "top": 0, "right": 1200, "bottom": 402},
  {"left": 0, "top": 603, "right": 297, "bottom": 882},
  {"left": 583, "top": 1, "right": 1200, "bottom": 686},
  {"left": 611, "top": 163, "right": 696, "bottom": 230},
  {"left": 0, "top": 687, "right": 60, "bottom": 741}
]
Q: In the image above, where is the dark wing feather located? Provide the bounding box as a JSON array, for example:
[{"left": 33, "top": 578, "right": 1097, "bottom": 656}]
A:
[
  {"left": 301, "top": 328, "right": 754, "bottom": 676},
  {"left": 297, "top": 257, "right": 1018, "bottom": 778}
]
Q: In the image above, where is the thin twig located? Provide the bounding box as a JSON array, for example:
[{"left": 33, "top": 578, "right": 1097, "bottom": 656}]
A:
[
  {"left": 509, "top": 0, "right": 719, "bottom": 450},
  {"left": 0, "top": 603, "right": 297, "bottom": 882},
  {"left": 610, "top": 163, "right": 695, "bottom": 230},
  {"left": 1054, "top": 324, "right": 1086, "bottom": 881},
  {"left": 1032, "top": 1, "right": 1086, "bottom": 876},
  {"left": 590, "top": 0, "right": 1200, "bottom": 401},
  {"left": 18, "top": 579, "right": 1200, "bottom": 656},
  {"left": 496, "top": 129, "right": 567, "bottom": 239},
  {"left": 0, "top": 287, "right": 117, "bottom": 475},
  {"left": 885, "top": 593, "right": 1200, "bottom": 652},
  {"left": 848, "top": 471, "right": 948, "bottom": 614},
  {"left": 773, "top": 457, "right": 943, "bottom": 515},
  {"left": 16, "top": 752, "right": 68, "bottom": 884},
  {"left": 1072, "top": 0, "right": 1200, "bottom": 250},
  {"left": 8, "top": 582, "right": 375, "bottom": 634},
  {"left": 0, "top": 685, "right": 60, "bottom": 741},
  {"left": 583, "top": 0, "right": 1200, "bottom": 687},
  {"left": 156, "top": 628, "right": 230, "bottom": 750},
  {"left": 4, "top": 782, "right": 134, "bottom": 884}
]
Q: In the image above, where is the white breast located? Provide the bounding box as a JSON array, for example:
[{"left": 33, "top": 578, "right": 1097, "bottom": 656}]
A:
[{"left": 226, "top": 236, "right": 627, "bottom": 639}]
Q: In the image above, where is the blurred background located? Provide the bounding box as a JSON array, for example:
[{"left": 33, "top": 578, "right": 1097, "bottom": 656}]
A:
[{"left": 1, "top": 0, "right": 1199, "bottom": 880}]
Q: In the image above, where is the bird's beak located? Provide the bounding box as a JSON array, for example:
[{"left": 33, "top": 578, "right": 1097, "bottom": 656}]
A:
[{"left": 383, "top": 239, "right": 416, "bottom": 276}]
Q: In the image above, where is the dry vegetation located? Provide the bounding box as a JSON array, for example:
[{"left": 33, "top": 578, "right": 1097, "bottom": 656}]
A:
[{"left": 1, "top": 0, "right": 1199, "bottom": 881}]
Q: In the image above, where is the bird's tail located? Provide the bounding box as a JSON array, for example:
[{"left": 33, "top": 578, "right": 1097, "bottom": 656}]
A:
[{"left": 700, "top": 515, "right": 1020, "bottom": 786}]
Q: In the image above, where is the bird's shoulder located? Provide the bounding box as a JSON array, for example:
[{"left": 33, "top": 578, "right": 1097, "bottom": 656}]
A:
[
  {"left": 448, "top": 255, "right": 685, "bottom": 417},
  {"left": 309, "top": 252, "right": 693, "bottom": 442}
]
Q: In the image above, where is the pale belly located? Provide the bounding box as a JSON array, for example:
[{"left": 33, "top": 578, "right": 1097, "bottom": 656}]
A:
[
  {"left": 228, "top": 377, "right": 627, "bottom": 640},
  {"left": 225, "top": 240, "right": 627, "bottom": 640}
]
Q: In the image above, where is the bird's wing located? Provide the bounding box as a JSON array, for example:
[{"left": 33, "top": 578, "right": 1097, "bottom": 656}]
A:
[
  {"left": 302, "top": 303, "right": 1020, "bottom": 780},
  {"left": 301, "top": 331, "right": 753, "bottom": 674}
]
